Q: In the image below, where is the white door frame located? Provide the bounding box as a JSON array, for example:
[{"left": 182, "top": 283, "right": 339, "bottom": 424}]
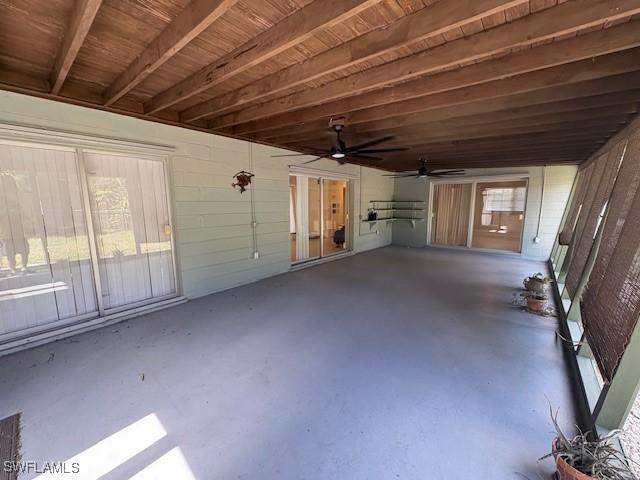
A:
[
  {"left": 0, "top": 133, "right": 181, "bottom": 344},
  {"left": 289, "top": 171, "right": 352, "bottom": 264}
]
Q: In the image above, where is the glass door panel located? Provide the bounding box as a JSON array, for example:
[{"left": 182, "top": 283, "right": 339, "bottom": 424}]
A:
[
  {"left": 308, "top": 177, "right": 321, "bottom": 260},
  {"left": 84, "top": 152, "right": 175, "bottom": 310},
  {"left": 0, "top": 144, "right": 96, "bottom": 336},
  {"left": 431, "top": 183, "right": 472, "bottom": 246},
  {"left": 290, "top": 175, "right": 349, "bottom": 263},
  {"left": 471, "top": 180, "right": 527, "bottom": 253},
  {"left": 322, "top": 179, "right": 348, "bottom": 256}
]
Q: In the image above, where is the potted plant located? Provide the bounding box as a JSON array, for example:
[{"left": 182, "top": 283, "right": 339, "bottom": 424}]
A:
[
  {"left": 524, "top": 272, "right": 553, "bottom": 295},
  {"left": 542, "top": 409, "right": 638, "bottom": 479},
  {"left": 526, "top": 292, "right": 548, "bottom": 313}
]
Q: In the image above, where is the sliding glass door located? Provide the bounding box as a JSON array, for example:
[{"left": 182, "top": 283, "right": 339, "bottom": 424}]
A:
[
  {"left": 430, "top": 178, "right": 528, "bottom": 253},
  {"left": 290, "top": 174, "right": 349, "bottom": 263},
  {"left": 322, "top": 179, "right": 348, "bottom": 257},
  {"left": 470, "top": 181, "right": 527, "bottom": 253},
  {"left": 431, "top": 183, "right": 472, "bottom": 246},
  {"left": 0, "top": 142, "right": 176, "bottom": 339},
  {"left": 0, "top": 143, "right": 97, "bottom": 336},
  {"left": 84, "top": 152, "right": 175, "bottom": 310}
]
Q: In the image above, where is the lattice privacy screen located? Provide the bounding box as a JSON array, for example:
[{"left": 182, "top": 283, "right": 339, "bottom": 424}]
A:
[
  {"left": 581, "top": 132, "right": 640, "bottom": 383},
  {"left": 565, "top": 143, "right": 627, "bottom": 296}
]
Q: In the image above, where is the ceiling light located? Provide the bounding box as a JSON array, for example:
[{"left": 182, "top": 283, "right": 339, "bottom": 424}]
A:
[{"left": 331, "top": 152, "right": 346, "bottom": 159}]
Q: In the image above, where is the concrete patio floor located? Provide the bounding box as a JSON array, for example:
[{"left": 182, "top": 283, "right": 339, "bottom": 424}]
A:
[{"left": 0, "top": 246, "right": 577, "bottom": 479}]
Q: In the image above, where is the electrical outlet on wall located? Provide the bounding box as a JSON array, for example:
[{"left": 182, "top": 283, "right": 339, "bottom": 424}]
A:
[{"left": 253, "top": 252, "right": 260, "bottom": 259}]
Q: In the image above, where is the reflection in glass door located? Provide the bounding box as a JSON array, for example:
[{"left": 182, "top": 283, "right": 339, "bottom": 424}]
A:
[
  {"left": 290, "top": 175, "right": 349, "bottom": 263},
  {"left": 429, "top": 178, "right": 528, "bottom": 253},
  {"left": 84, "top": 152, "right": 176, "bottom": 310},
  {"left": 322, "top": 179, "right": 348, "bottom": 257},
  {"left": 471, "top": 181, "right": 527, "bottom": 253},
  {"left": 0, "top": 142, "right": 177, "bottom": 341},
  {"left": 0, "top": 143, "right": 97, "bottom": 336}
]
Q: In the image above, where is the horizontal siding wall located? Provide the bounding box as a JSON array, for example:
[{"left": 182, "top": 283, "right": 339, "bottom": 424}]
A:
[
  {"left": 0, "top": 91, "right": 393, "bottom": 300},
  {"left": 392, "top": 165, "right": 577, "bottom": 260}
]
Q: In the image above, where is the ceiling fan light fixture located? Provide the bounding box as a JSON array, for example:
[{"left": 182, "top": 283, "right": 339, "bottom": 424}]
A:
[{"left": 331, "top": 152, "right": 346, "bottom": 159}]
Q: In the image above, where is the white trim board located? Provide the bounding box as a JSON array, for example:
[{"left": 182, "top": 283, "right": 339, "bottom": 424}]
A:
[
  {"left": 0, "top": 122, "right": 175, "bottom": 156},
  {"left": 289, "top": 164, "right": 357, "bottom": 179}
]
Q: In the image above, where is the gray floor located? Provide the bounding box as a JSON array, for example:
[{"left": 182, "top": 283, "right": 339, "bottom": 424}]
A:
[{"left": 0, "top": 246, "right": 576, "bottom": 479}]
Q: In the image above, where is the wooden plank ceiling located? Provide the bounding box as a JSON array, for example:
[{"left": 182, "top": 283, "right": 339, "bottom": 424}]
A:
[{"left": 1, "top": 0, "right": 640, "bottom": 170}]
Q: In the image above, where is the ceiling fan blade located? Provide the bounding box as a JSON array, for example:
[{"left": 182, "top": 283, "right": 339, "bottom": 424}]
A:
[
  {"left": 300, "top": 156, "right": 325, "bottom": 165},
  {"left": 355, "top": 147, "right": 410, "bottom": 154},
  {"left": 350, "top": 154, "right": 382, "bottom": 161},
  {"left": 432, "top": 169, "right": 465, "bottom": 174},
  {"left": 382, "top": 172, "right": 417, "bottom": 177},
  {"left": 272, "top": 152, "right": 324, "bottom": 157},
  {"left": 393, "top": 174, "right": 420, "bottom": 178},
  {"left": 347, "top": 135, "right": 395, "bottom": 151}
]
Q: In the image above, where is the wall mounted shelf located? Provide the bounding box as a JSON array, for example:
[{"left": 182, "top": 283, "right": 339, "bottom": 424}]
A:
[{"left": 365, "top": 200, "right": 425, "bottom": 229}]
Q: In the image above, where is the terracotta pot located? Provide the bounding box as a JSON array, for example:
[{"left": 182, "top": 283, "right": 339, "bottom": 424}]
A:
[
  {"left": 527, "top": 296, "right": 547, "bottom": 312},
  {"left": 553, "top": 440, "right": 593, "bottom": 480}
]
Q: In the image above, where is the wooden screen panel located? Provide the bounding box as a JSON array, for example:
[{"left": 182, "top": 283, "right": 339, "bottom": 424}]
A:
[
  {"left": 558, "top": 166, "right": 592, "bottom": 246},
  {"left": 565, "top": 142, "right": 627, "bottom": 296},
  {"left": 582, "top": 131, "right": 640, "bottom": 382}
]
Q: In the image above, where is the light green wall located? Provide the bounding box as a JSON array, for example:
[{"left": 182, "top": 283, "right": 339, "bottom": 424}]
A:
[
  {"left": 0, "top": 91, "right": 394, "bottom": 299},
  {"left": 392, "top": 165, "right": 577, "bottom": 260}
]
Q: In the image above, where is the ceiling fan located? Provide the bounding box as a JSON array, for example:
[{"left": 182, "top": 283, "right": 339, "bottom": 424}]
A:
[
  {"left": 271, "top": 118, "right": 410, "bottom": 164},
  {"left": 384, "top": 158, "right": 465, "bottom": 178}
]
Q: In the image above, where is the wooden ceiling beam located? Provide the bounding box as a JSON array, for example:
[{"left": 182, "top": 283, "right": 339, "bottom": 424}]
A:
[
  {"left": 296, "top": 136, "right": 609, "bottom": 156},
  {"left": 282, "top": 116, "right": 628, "bottom": 150},
  {"left": 346, "top": 89, "right": 640, "bottom": 138},
  {"left": 278, "top": 129, "right": 614, "bottom": 159},
  {"left": 180, "top": 0, "right": 527, "bottom": 122},
  {"left": 381, "top": 147, "right": 598, "bottom": 162},
  {"left": 209, "top": 5, "right": 640, "bottom": 129},
  {"left": 258, "top": 73, "right": 640, "bottom": 141},
  {"left": 386, "top": 145, "right": 608, "bottom": 160},
  {"left": 384, "top": 146, "right": 596, "bottom": 161},
  {"left": 383, "top": 144, "right": 599, "bottom": 160},
  {"left": 145, "top": 0, "right": 382, "bottom": 114},
  {"left": 50, "top": 0, "right": 102, "bottom": 95},
  {"left": 374, "top": 134, "right": 612, "bottom": 153},
  {"left": 227, "top": 30, "right": 640, "bottom": 136},
  {"left": 374, "top": 148, "right": 605, "bottom": 168},
  {"left": 265, "top": 90, "right": 640, "bottom": 144},
  {"left": 379, "top": 155, "right": 588, "bottom": 170},
  {"left": 102, "top": 0, "right": 238, "bottom": 106},
  {"left": 275, "top": 105, "right": 637, "bottom": 147}
]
